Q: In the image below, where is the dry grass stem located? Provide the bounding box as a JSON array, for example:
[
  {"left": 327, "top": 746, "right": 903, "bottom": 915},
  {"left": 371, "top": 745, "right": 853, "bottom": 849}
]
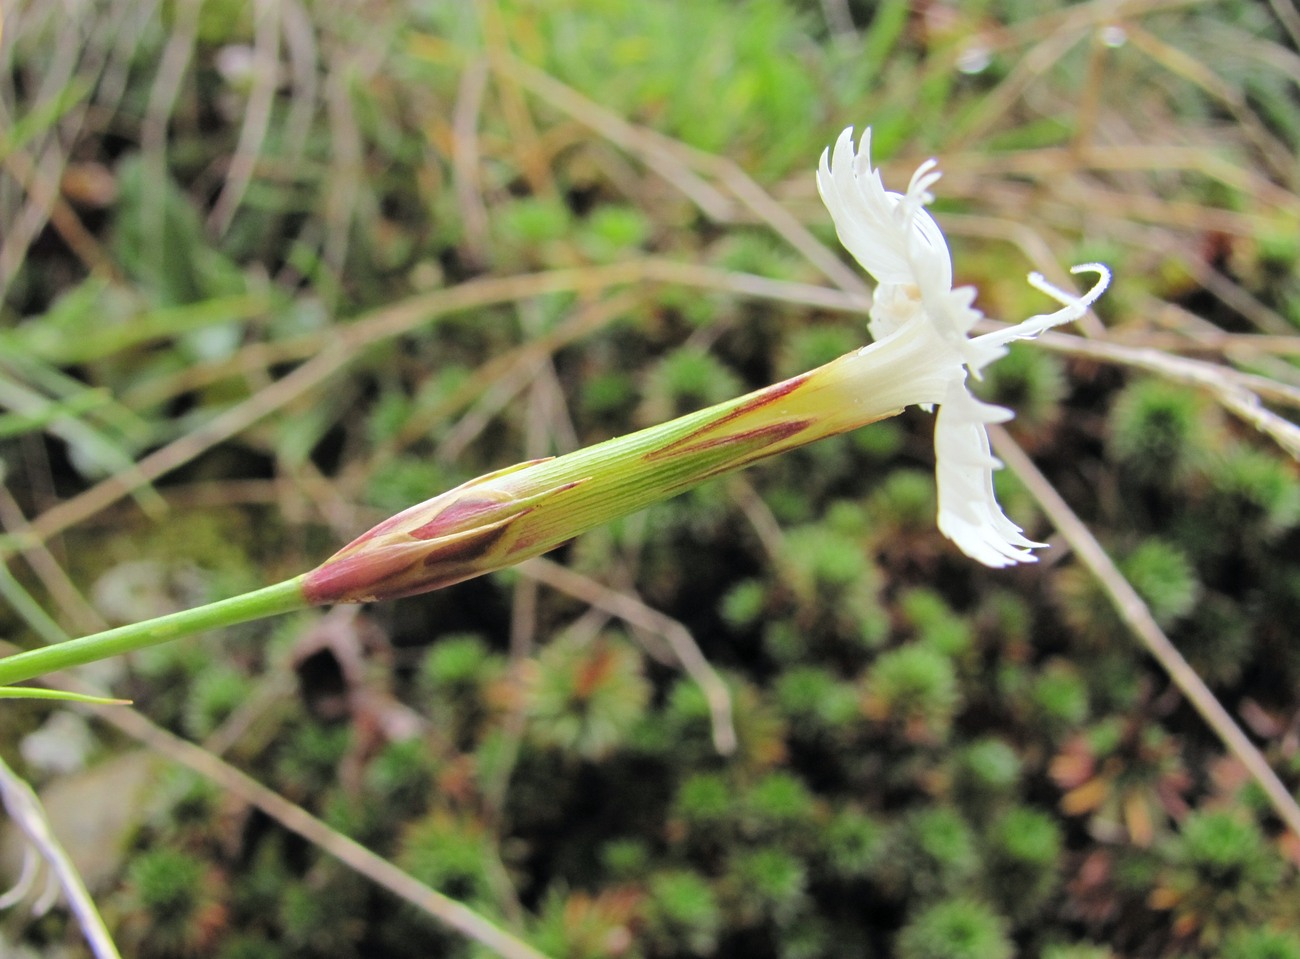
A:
[
  {"left": 0, "top": 754, "right": 121, "bottom": 959},
  {"left": 207, "top": 0, "right": 281, "bottom": 236},
  {"left": 93, "top": 702, "right": 553, "bottom": 959},
  {"left": 993, "top": 427, "right": 1300, "bottom": 840},
  {"left": 1034, "top": 329, "right": 1300, "bottom": 459}
]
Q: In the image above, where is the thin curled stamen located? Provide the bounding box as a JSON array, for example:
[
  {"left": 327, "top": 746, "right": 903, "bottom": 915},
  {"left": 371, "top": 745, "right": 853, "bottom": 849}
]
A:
[{"left": 1028, "top": 263, "right": 1112, "bottom": 308}]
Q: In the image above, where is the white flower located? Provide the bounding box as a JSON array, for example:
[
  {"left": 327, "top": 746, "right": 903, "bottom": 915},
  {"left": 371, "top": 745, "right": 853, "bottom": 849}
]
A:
[{"left": 817, "top": 127, "right": 1110, "bottom": 567}]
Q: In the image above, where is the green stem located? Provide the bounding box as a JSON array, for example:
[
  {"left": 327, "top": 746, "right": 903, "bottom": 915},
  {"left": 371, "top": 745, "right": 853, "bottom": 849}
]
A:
[{"left": 0, "top": 576, "right": 309, "bottom": 688}]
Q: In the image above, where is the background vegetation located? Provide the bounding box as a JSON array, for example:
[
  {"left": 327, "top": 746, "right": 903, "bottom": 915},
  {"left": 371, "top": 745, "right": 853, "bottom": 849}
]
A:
[{"left": 3, "top": 0, "right": 1300, "bottom": 957}]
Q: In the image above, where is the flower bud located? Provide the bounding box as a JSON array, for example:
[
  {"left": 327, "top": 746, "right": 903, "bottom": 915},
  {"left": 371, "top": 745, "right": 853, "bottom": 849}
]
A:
[{"left": 302, "top": 461, "right": 588, "bottom": 603}]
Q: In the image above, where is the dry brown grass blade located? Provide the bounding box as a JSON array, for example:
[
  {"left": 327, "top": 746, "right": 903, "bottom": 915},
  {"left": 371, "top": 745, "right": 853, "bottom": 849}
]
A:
[
  {"left": 423, "top": 291, "right": 640, "bottom": 466},
  {"left": 0, "top": 0, "right": 114, "bottom": 295},
  {"left": 1268, "top": 0, "right": 1300, "bottom": 50},
  {"left": 992, "top": 426, "right": 1300, "bottom": 840},
  {"left": 488, "top": 53, "right": 872, "bottom": 298},
  {"left": 0, "top": 483, "right": 102, "bottom": 636},
  {"left": 0, "top": 753, "right": 121, "bottom": 958},
  {"left": 45, "top": 690, "right": 551, "bottom": 959},
  {"left": 0, "top": 509, "right": 546, "bottom": 959},
  {"left": 939, "top": 145, "right": 1300, "bottom": 220},
  {"left": 0, "top": 148, "right": 115, "bottom": 278},
  {"left": 1122, "top": 22, "right": 1295, "bottom": 181},
  {"left": 1031, "top": 328, "right": 1300, "bottom": 460},
  {"left": 452, "top": 56, "right": 493, "bottom": 266},
  {"left": 207, "top": 0, "right": 282, "bottom": 237},
  {"left": 139, "top": 0, "right": 199, "bottom": 284}
]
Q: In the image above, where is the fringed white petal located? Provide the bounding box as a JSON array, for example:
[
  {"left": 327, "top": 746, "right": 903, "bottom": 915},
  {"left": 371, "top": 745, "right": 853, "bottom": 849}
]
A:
[
  {"left": 934, "top": 383, "right": 1044, "bottom": 567},
  {"left": 818, "top": 126, "right": 1109, "bottom": 567},
  {"left": 816, "top": 128, "right": 953, "bottom": 290},
  {"left": 920, "top": 282, "right": 992, "bottom": 368}
]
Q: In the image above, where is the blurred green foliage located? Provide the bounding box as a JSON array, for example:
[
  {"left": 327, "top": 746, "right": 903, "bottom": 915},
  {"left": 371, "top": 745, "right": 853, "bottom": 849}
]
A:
[{"left": 3, "top": 0, "right": 1300, "bottom": 957}]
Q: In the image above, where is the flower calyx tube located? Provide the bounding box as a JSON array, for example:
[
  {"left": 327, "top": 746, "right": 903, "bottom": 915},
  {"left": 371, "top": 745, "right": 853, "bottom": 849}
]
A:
[{"left": 302, "top": 357, "right": 905, "bottom": 604}]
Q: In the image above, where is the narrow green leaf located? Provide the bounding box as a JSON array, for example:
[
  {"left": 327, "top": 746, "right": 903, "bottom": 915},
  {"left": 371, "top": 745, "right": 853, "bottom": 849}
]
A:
[{"left": 0, "top": 687, "right": 131, "bottom": 706}]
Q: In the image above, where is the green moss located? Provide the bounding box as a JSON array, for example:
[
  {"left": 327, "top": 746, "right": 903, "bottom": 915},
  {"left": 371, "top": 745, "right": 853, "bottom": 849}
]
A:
[
  {"left": 1108, "top": 379, "right": 1220, "bottom": 486},
  {"left": 366, "top": 457, "right": 459, "bottom": 515},
  {"left": 878, "top": 808, "right": 979, "bottom": 901},
  {"left": 120, "top": 845, "right": 218, "bottom": 957},
  {"left": 644, "top": 871, "right": 723, "bottom": 956},
  {"left": 1158, "top": 810, "right": 1285, "bottom": 944},
  {"left": 763, "top": 619, "right": 811, "bottom": 665},
  {"left": 851, "top": 417, "right": 906, "bottom": 459},
  {"left": 422, "top": 634, "right": 494, "bottom": 690},
  {"left": 274, "top": 722, "right": 352, "bottom": 793},
  {"left": 580, "top": 370, "right": 638, "bottom": 422},
  {"left": 528, "top": 887, "right": 636, "bottom": 959},
  {"left": 726, "top": 847, "right": 809, "bottom": 927},
  {"left": 183, "top": 664, "right": 249, "bottom": 739},
  {"left": 1172, "top": 811, "right": 1279, "bottom": 887},
  {"left": 864, "top": 644, "right": 960, "bottom": 738},
  {"left": 900, "top": 588, "right": 973, "bottom": 657},
  {"left": 1120, "top": 539, "right": 1201, "bottom": 627},
  {"left": 867, "top": 469, "right": 938, "bottom": 536},
  {"left": 976, "top": 342, "right": 1066, "bottom": 433},
  {"left": 600, "top": 837, "right": 651, "bottom": 879},
  {"left": 675, "top": 771, "right": 735, "bottom": 830},
  {"left": 126, "top": 846, "right": 207, "bottom": 923},
  {"left": 399, "top": 812, "right": 494, "bottom": 904},
  {"left": 1212, "top": 445, "right": 1300, "bottom": 538},
  {"left": 720, "top": 578, "right": 768, "bottom": 629},
  {"left": 1031, "top": 660, "right": 1090, "bottom": 728},
  {"left": 774, "top": 666, "right": 861, "bottom": 734},
  {"left": 1223, "top": 927, "right": 1300, "bottom": 959},
  {"left": 493, "top": 197, "right": 575, "bottom": 268},
  {"left": 777, "top": 325, "right": 861, "bottom": 380},
  {"left": 526, "top": 632, "right": 651, "bottom": 760},
  {"left": 11, "top": 1, "right": 1300, "bottom": 955},
  {"left": 641, "top": 347, "right": 745, "bottom": 422},
  {"left": 979, "top": 590, "right": 1033, "bottom": 647},
  {"left": 217, "top": 933, "right": 287, "bottom": 959},
  {"left": 714, "top": 230, "right": 803, "bottom": 279},
  {"left": 777, "top": 916, "right": 837, "bottom": 959},
  {"left": 819, "top": 807, "right": 884, "bottom": 881},
  {"left": 742, "top": 771, "right": 818, "bottom": 838},
  {"left": 896, "top": 898, "right": 1013, "bottom": 959},
  {"left": 365, "top": 737, "right": 437, "bottom": 808},
  {"left": 984, "top": 807, "right": 1062, "bottom": 922},
  {"left": 1178, "top": 592, "right": 1254, "bottom": 687},
  {"left": 577, "top": 205, "right": 650, "bottom": 261},
  {"left": 1041, "top": 943, "right": 1113, "bottom": 959},
  {"left": 953, "top": 738, "right": 1022, "bottom": 802}
]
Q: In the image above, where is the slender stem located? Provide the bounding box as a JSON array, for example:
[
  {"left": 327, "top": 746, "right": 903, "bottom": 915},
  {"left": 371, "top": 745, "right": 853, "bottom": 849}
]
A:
[{"left": 0, "top": 576, "right": 309, "bottom": 688}]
